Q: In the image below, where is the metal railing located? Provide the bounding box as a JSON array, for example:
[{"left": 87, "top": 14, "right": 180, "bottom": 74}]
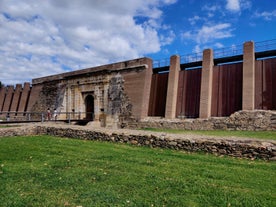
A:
[
  {"left": 152, "top": 39, "right": 276, "bottom": 68},
  {"left": 180, "top": 52, "right": 203, "bottom": 64},
  {"left": 0, "top": 111, "right": 95, "bottom": 124},
  {"left": 255, "top": 39, "right": 276, "bottom": 53},
  {"left": 213, "top": 44, "right": 243, "bottom": 59},
  {"left": 153, "top": 58, "right": 170, "bottom": 68}
]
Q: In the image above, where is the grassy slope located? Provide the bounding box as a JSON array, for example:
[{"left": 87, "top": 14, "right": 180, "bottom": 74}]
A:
[
  {"left": 0, "top": 136, "right": 275, "bottom": 207},
  {"left": 141, "top": 128, "right": 276, "bottom": 141}
]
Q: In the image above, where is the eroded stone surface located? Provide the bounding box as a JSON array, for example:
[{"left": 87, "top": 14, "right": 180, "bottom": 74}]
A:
[
  {"left": 129, "top": 110, "right": 276, "bottom": 131},
  {"left": 0, "top": 123, "right": 275, "bottom": 161}
]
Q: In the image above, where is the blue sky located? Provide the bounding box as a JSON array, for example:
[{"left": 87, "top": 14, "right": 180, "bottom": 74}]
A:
[{"left": 0, "top": 0, "right": 275, "bottom": 84}]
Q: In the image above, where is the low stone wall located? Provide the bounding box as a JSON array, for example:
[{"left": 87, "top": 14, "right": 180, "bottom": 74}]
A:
[
  {"left": 128, "top": 110, "right": 276, "bottom": 131},
  {"left": 1, "top": 124, "right": 275, "bottom": 161},
  {"left": 0, "top": 126, "right": 38, "bottom": 137}
]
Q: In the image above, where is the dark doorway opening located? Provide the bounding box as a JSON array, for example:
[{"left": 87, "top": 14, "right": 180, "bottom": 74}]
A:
[{"left": 85, "top": 95, "right": 94, "bottom": 120}]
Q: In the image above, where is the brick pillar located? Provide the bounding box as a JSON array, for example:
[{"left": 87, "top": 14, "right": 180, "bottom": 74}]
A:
[
  {"left": 165, "top": 55, "right": 180, "bottom": 119},
  {"left": 18, "top": 82, "right": 31, "bottom": 112},
  {"left": 26, "top": 84, "right": 43, "bottom": 112},
  {"left": 0, "top": 87, "right": 6, "bottom": 111},
  {"left": 10, "top": 84, "right": 22, "bottom": 113},
  {"left": 242, "top": 41, "right": 255, "bottom": 110},
  {"left": 199, "top": 49, "right": 214, "bottom": 118},
  {"left": 140, "top": 58, "right": 153, "bottom": 119},
  {"left": 2, "top": 85, "right": 14, "bottom": 112}
]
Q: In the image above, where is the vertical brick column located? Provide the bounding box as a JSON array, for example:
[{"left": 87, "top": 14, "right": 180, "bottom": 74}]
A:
[
  {"left": 242, "top": 41, "right": 255, "bottom": 110},
  {"left": 26, "top": 84, "right": 43, "bottom": 112},
  {"left": 199, "top": 49, "right": 214, "bottom": 118},
  {"left": 10, "top": 84, "right": 22, "bottom": 113},
  {"left": 18, "top": 82, "right": 31, "bottom": 112},
  {"left": 140, "top": 58, "right": 153, "bottom": 119},
  {"left": 123, "top": 58, "right": 153, "bottom": 120},
  {"left": 165, "top": 55, "right": 180, "bottom": 119},
  {"left": 2, "top": 85, "right": 14, "bottom": 112},
  {"left": 0, "top": 87, "right": 6, "bottom": 111}
]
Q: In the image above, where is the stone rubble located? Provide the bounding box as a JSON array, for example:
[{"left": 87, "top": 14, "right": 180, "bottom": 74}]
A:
[
  {"left": 0, "top": 122, "right": 275, "bottom": 161},
  {"left": 128, "top": 110, "right": 276, "bottom": 131}
]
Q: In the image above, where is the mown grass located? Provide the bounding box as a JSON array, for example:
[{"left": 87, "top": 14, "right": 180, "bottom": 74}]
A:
[
  {"left": 0, "top": 125, "right": 21, "bottom": 128},
  {"left": 0, "top": 135, "right": 275, "bottom": 207},
  {"left": 141, "top": 128, "right": 276, "bottom": 141}
]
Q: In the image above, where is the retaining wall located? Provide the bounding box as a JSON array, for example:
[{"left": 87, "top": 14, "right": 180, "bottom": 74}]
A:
[
  {"left": 0, "top": 124, "right": 275, "bottom": 161},
  {"left": 129, "top": 110, "right": 276, "bottom": 131}
]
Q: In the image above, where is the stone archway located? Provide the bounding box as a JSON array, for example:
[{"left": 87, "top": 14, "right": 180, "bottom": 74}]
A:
[{"left": 85, "top": 95, "right": 94, "bottom": 120}]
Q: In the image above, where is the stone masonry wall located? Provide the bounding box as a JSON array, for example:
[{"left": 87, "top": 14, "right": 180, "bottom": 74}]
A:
[
  {"left": 108, "top": 74, "right": 132, "bottom": 119},
  {"left": 31, "top": 81, "right": 66, "bottom": 114},
  {"left": 0, "top": 124, "right": 275, "bottom": 161},
  {"left": 128, "top": 110, "right": 276, "bottom": 131}
]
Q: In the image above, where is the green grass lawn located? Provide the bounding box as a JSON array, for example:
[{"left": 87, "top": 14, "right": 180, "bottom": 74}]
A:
[
  {"left": 0, "top": 125, "right": 21, "bottom": 128},
  {"left": 0, "top": 136, "right": 275, "bottom": 207},
  {"left": 141, "top": 128, "right": 276, "bottom": 141}
]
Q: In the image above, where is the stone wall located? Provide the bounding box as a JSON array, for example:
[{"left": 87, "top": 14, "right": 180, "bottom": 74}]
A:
[
  {"left": 0, "top": 125, "right": 38, "bottom": 137},
  {"left": 0, "top": 124, "right": 275, "bottom": 160},
  {"left": 122, "top": 58, "right": 152, "bottom": 120},
  {"left": 0, "top": 58, "right": 152, "bottom": 123},
  {"left": 31, "top": 80, "right": 66, "bottom": 114},
  {"left": 128, "top": 110, "right": 276, "bottom": 131},
  {"left": 30, "top": 57, "right": 152, "bottom": 122},
  {"left": 108, "top": 74, "right": 132, "bottom": 119}
]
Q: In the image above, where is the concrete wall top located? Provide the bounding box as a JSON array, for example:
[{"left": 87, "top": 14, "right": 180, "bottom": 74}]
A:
[{"left": 32, "top": 57, "right": 152, "bottom": 85}]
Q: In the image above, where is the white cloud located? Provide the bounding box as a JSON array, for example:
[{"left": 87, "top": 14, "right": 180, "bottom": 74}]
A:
[
  {"left": 188, "top": 15, "right": 201, "bottom": 25},
  {"left": 202, "top": 4, "right": 221, "bottom": 12},
  {"left": 240, "top": 0, "right": 251, "bottom": 10},
  {"left": 254, "top": 10, "right": 276, "bottom": 21},
  {"left": 0, "top": 0, "right": 177, "bottom": 84},
  {"left": 193, "top": 45, "right": 201, "bottom": 53},
  {"left": 182, "top": 23, "right": 233, "bottom": 53},
  {"left": 226, "top": 0, "right": 240, "bottom": 12},
  {"left": 160, "top": 30, "right": 176, "bottom": 46},
  {"left": 182, "top": 23, "right": 233, "bottom": 44},
  {"left": 225, "top": 0, "right": 251, "bottom": 13},
  {"left": 214, "top": 42, "right": 224, "bottom": 48}
]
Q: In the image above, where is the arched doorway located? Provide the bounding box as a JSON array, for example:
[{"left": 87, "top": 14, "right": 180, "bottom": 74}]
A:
[{"left": 85, "top": 95, "right": 94, "bottom": 120}]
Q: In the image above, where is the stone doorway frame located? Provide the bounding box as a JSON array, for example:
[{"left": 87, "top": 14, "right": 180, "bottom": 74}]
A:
[{"left": 84, "top": 94, "right": 95, "bottom": 121}]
